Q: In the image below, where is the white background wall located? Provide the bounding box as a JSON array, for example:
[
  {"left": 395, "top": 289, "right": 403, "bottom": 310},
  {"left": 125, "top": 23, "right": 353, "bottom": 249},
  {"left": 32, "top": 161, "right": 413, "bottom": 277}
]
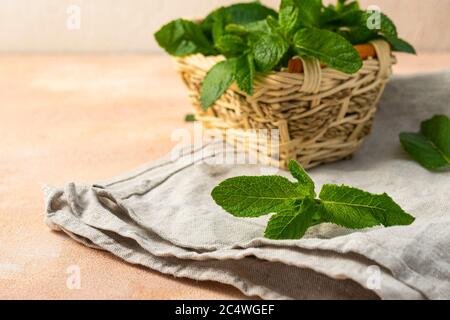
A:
[{"left": 1, "top": 0, "right": 449, "bottom": 53}]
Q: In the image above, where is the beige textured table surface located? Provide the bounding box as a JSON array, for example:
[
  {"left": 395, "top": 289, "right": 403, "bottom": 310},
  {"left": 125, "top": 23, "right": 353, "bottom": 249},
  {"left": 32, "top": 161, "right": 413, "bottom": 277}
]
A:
[{"left": 1, "top": 53, "right": 449, "bottom": 299}]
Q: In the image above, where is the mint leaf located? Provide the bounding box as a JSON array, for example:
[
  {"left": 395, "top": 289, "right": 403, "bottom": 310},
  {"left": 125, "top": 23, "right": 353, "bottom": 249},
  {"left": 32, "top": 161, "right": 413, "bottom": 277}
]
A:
[
  {"left": 243, "top": 20, "right": 273, "bottom": 34},
  {"left": 216, "top": 35, "right": 246, "bottom": 57},
  {"left": 288, "top": 160, "right": 315, "bottom": 198},
  {"left": 211, "top": 8, "right": 227, "bottom": 44},
  {"left": 211, "top": 176, "right": 305, "bottom": 217},
  {"left": 154, "top": 19, "right": 214, "bottom": 57},
  {"left": 293, "top": 28, "right": 363, "bottom": 74},
  {"left": 338, "top": 10, "right": 397, "bottom": 38},
  {"left": 384, "top": 36, "right": 416, "bottom": 54},
  {"left": 337, "top": 27, "right": 377, "bottom": 45},
  {"left": 281, "top": 0, "right": 322, "bottom": 29},
  {"left": 295, "top": 0, "right": 322, "bottom": 28},
  {"left": 184, "top": 114, "right": 196, "bottom": 122},
  {"left": 265, "top": 198, "right": 320, "bottom": 240},
  {"left": 336, "top": 0, "right": 360, "bottom": 12},
  {"left": 235, "top": 54, "right": 255, "bottom": 95},
  {"left": 266, "top": 15, "right": 281, "bottom": 32},
  {"left": 320, "top": 1, "right": 360, "bottom": 27},
  {"left": 400, "top": 115, "right": 450, "bottom": 171},
  {"left": 319, "top": 185, "right": 415, "bottom": 229},
  {"left": 378, "top": 12, "right": 398, "bottom": 38},
  {"left": 253, "top": 33, "right": 289, "bottom": 72},
  {"left": 321, "top": 8, "right": 418, "bottom": 55},
  {"left": 225, "top": 24, "right": 250, "bottom": 36},
  {"left": 279, "top": 0, "right": 301, "bottom": 37},
  {"left": 224, "top": 2, "right": 278, "bottom": 25},
  {"left": 203, "top": 2, "right": 278, "bottom": 30},
  {"left": 200, "top": 59, "right": 236, "bottom": 110}
]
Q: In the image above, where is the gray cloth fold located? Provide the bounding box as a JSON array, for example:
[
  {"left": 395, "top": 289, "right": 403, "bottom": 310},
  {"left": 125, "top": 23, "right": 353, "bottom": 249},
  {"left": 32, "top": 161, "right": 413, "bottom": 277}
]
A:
[{"left": 44, "top": 71, "right": 450, "bottom": 300}]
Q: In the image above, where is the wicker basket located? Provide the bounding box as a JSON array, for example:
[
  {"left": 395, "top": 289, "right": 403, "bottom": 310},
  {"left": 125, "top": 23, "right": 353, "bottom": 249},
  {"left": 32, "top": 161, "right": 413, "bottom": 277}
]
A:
[{"left": 175, "top": 40, "right": 395, "bottom": 169}]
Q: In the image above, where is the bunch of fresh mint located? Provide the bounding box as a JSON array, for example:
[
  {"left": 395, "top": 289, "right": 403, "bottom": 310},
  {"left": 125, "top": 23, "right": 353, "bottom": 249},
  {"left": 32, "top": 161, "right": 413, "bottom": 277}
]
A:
[
  {"left": 155, "top": 0, "right": 416, "bottom": 110},
  {"left": 211, "top": 160, "right": 415, "bottom": 240}
]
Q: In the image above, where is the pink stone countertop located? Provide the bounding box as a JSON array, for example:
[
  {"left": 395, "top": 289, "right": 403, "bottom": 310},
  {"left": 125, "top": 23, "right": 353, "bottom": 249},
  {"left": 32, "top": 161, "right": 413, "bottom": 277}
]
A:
[{"left": 1, "top": 53, "right": 449, "bottom": 299}]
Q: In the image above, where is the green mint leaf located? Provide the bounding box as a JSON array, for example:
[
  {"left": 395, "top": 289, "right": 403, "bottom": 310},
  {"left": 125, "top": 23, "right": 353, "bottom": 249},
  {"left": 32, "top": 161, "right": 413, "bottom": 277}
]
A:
[
  {"left": 211, "top": 176, "right": 306, "bottom": 217},
  {"left": 264, "top": 198, "right": 320, "bottom": 240},
  {"left": 154, "top": 19, "right": 214, "bottom": 57},
  {"left": 281, "top": 0, "right": 321, "bottom": 28},
  {"left": 253, "top": 33, "right": 289, "bottom": 72},
  {"left": 293, "top": 28, "right": 363, "bottom": 74},
  {"left": 211, "top": 8, "right": 227, "bottom": 44},
  {"left": 225, "top": 24, "right": 250, "bottom": 36},
  {"left": 384, "top": 36, "right": 416, "bottom": 54},
  {"left": 323, "top": 8, "right": 415, "bottom": 53},
  {"left": 337, "top": 27, "right": 378, "bottom": 45},
  {"left": 216, "top": 35, "right": 247, "bottom": 57},
  {"left": 266, "top": 15, "right": 281, "bottom": 32},
  {"left": 200, "top": 59, "right": 236, "bottom": 110},
  {"left": 320, "top": 2, "right": 360, "bottom": 27},
  {"left": 235, "top": 54, "right": 255, "bottom": 96},
  {"left": 243, "top": 20, "right": 273, "bottom": 34},
  {"left": 319, "top": 185, "right": 415, "bottom": 229},
  {"left": 400, "top": 115, "right": 450, "bottom": 171},
  {"left": 336, "top": 0, "right": 360, "bottom": 12},
  {"left": 378, "top": 12, "right": 398, "bottom": 38},
  {"left": 184, "top": 114, "right": 196, "bottom": 122},
  {"left": 288, "top": 160, "right": 315, "bottom": 198},
  {"left": 279, "top": 0, "right": 301, "bottom": 37},
  {"left": 223, "top": 2, "right": 278, "bottom": 25},
  {"left": 296, "top": 0, "right": 322, "bottom": 28},
  {"left": 203, "top": 2, "right": 277, "bottom": 30}
]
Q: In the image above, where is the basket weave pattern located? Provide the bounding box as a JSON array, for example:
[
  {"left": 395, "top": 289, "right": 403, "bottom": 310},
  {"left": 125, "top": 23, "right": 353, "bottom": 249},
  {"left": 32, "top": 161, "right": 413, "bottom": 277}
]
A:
[{"left": 176, "top": 40, "right": 395, "bottom": 169}]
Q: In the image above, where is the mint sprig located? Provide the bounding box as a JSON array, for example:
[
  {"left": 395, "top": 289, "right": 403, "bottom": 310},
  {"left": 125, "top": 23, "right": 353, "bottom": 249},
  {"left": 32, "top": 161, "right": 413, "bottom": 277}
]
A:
[{"left": 212, "top": 161, "right": 415, "bottom": 240}]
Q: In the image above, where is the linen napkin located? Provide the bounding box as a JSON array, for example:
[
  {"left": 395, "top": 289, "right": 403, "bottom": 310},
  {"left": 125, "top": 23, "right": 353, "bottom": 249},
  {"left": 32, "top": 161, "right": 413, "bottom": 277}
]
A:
[{"left": 44, "top": 71, "right": 450, "bottom": 300}]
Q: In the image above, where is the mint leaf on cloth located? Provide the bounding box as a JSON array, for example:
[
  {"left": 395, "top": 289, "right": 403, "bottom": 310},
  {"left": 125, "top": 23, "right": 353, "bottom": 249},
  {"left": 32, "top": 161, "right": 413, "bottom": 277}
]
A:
[
  {"left": 293, "top": 28, "right": 362, "bottom": 74},
  {"left": 319, "top": 185, "right": 415, "bottom": 229},
  {"left": 154, "top": 19, "right": 214, "bottom": 57},
  {"left": 400, "top": 115, "right": 450, "bottom": 171},
  {"left": 211, "top": 176, "right": 304, "bottom": 217},
  {"left": 200, "top": 59, "right": 236, "bottom": 110},
  {"left": 265, "top": 198, "right": 320, "bottom": 240}
]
